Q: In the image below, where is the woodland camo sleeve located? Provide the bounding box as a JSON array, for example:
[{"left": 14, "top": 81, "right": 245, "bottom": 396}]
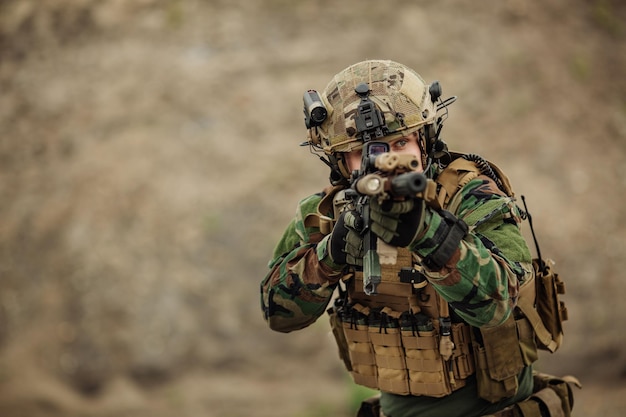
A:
[
  {"left": 410, "top": 176, "right": 534, "bottom": 329},
  {"left": 260, "top": 192, "right": 345, "bottom": 333}
]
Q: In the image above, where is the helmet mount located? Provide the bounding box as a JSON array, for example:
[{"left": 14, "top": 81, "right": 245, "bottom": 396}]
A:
[{"left": 354, "top": 83, "right": 388, "bottom": 143}]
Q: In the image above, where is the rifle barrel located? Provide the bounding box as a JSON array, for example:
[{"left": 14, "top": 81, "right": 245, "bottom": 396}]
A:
[{"left": 390, "top": 171, "right": 427, "bottom": 196}]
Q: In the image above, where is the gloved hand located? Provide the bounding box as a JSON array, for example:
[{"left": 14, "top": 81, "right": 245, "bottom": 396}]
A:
[
  {"left": 370, "top": 197, "right": 424, "bottom": 247},
  {"left": 328, "top": 210, "right": 365, "bottom": 266}
]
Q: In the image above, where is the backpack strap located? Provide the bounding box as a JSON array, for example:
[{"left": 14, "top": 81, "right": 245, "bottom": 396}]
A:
[
  {"left": 435, "top": 157, "right": 481, "bottom": 208},
  {"left": 486, "top": 158, "right": 515, "bottom": 197},
  {"left": 440, "top": 152, "right": 516, "bottom": 197}
]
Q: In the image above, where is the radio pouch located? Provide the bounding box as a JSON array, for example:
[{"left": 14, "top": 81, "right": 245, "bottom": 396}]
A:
[{"left": 533, "top": 259, "right": 567, "bottom": 352}]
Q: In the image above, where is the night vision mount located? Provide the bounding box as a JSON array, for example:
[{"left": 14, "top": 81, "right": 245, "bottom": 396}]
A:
[{"left": 354, "top": 83, "right": 388, "bottom": 143}]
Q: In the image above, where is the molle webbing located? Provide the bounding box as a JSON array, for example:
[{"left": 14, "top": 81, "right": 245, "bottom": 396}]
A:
[
  {"left": 338, "top": 303, "right": 475, "bottom": 397},
  {"left": 434, "top": 153, "right": 516, "bottom": 208},
  {"left": 335, "top": 248, "right": 475, "bottom": 397},
  {"left": 350, "top": 277, "right": 441, "bottom": 320},
  {"left": 434, "top": 157, "right": 481, "bottom": 208},
  {"left": 330, "top": 253, "right": 541, "bottom": 401}
]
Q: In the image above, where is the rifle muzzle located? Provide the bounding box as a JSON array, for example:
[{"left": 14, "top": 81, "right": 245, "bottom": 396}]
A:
[{"left": 390, "top": 172, "right": 427, "bottom": 196}]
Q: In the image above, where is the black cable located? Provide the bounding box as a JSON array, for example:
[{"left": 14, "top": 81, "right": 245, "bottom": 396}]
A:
[
  {"left": 521, "top": 195, "right": 546, "bottom": 273},
  {"left": 462, "top": 153, "right": 505, "bottom": 193}
]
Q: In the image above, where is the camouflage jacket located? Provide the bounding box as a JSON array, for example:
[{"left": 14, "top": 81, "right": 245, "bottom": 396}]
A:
[{"left": 260, "top": 173, "right": 533, "bottom": 333}]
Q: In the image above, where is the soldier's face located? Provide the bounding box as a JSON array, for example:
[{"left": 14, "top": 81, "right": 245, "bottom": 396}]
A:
[{"left": 344, "top": 133, "right": 423, "bottom": 173}]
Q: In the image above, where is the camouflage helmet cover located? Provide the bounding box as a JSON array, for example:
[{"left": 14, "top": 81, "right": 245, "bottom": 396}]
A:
[{"left": 316, "top": 60, "right": 438, "bottom": 154}]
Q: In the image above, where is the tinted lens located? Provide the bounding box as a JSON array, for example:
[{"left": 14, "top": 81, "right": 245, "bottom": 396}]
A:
[{"left": 368, "top": 143, "right": 388, "bottom": 155}]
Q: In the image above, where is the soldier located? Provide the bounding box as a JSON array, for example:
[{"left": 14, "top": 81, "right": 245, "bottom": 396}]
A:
[{"left": 260, "top": 60, "right": 571, "bottom": 417}]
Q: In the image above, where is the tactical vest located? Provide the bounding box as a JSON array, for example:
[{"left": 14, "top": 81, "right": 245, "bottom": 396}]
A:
[{"left": 313, "top": 154, "right": 568, "bottom": 403}]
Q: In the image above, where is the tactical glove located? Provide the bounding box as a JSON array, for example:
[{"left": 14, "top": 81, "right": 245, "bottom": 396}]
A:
[
  {"left": 370, "top": 198, "right": 424, "bottom": 248},
  {"left": 328, "top": 210, "right": 365, "bottom": 267},
  {"left": 412, "top": 209, "right": 469, "bottom": 270}
]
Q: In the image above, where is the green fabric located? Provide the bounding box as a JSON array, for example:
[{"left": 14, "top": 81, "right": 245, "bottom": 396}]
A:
[
  {"left": 269, "top": 192, "right": 322, "bottom": 268},
  {"left": 379, "top": 365, "right": 534, "bottom": 417}
]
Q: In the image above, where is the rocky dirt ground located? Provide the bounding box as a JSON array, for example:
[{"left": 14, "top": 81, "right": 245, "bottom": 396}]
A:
[{"left": 1, "top": 0, "right": 626, "bottom": 416}]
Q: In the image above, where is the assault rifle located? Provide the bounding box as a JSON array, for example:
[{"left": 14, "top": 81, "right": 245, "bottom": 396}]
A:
[{"left": 347, "top": 142, "right": 427, "bottom": 295}]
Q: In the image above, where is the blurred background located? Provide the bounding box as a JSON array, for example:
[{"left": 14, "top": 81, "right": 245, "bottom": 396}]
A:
[{"left": 1, "top": 0, "right": 625, "bottom": 416}]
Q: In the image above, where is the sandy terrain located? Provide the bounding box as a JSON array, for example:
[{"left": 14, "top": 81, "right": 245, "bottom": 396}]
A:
[{"left": 1, "top": 0, "right": 625, "bottom": 416}]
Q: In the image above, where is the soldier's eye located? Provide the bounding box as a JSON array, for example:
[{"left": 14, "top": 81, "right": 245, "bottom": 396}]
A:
[{"left": 393, "top": 139, "right": 408, "bottom": 149}]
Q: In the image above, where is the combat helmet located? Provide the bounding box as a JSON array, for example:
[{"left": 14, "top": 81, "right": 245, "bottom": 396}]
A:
[{"left": 302, "top": 59, "right": 454, "bottom": 185}]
